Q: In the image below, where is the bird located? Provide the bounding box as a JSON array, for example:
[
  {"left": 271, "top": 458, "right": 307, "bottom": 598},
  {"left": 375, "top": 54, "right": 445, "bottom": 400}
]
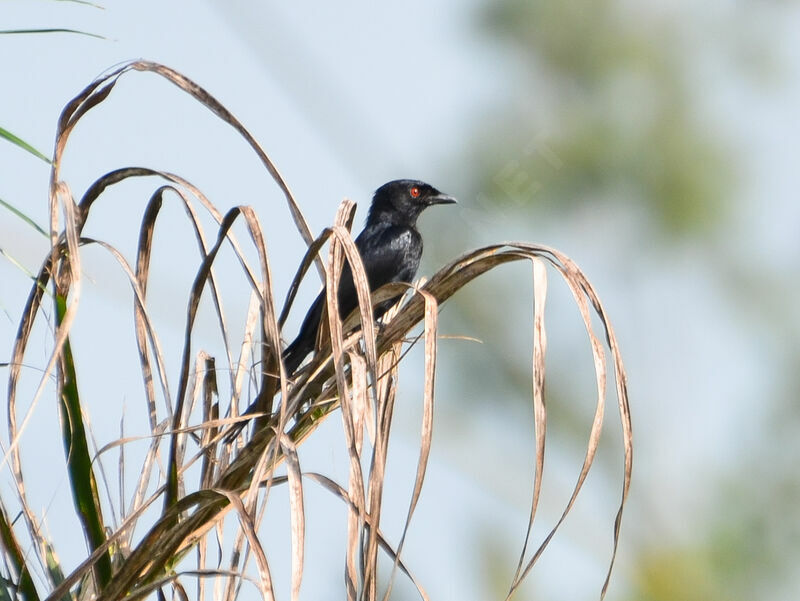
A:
[{"left": 282, "top": 179, "right": 457, "bottom": 374}]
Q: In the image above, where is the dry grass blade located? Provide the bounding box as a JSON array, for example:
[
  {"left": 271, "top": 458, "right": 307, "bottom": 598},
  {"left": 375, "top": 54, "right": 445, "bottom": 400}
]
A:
[
  {"left": 5, "top": 258, "right": 49, "bottom": 466},
  {"left": 134, "top": 182, "right": 236, "bottom": 430},
  {"left": 215, "top": 490, "right": 274, "bottom": 601},
  {"left": 510, "top": 258, "right": 548, "bottom": 589},
  {"left": 279, "top": 434, "right": 305, "bottom": 601},
  {"left": 303, "top": 473, "right": 430, "bottom": 601},
  {"left": 324, "top": 202, "right": 371, "bottom": 600},
  {"left": 237, "top": 204, "right": 288, "bottom": 432},
  {"left": 51, "top": 60, "right": 316, "bottom": 275},
  {"left": 4, "top": 181, "right": 80, "bottom": 467},
  {"left": 348, "top": 353, "right": 369, "bottom": 455},
  {"left": 75, "top": 233, "right": 173, "bottom": 438},
  {"left": 124, "top": 419, "right": 169, "bottom": 546},
  {"left": 230, "top": 291, "right": 263, "bottom": 420},
  {"left": 134, "top": 187, "right": 171, "bottom": 429},
  {"left": 329, "top": 224, "right": 379, "bottom": 386},
  {"left": 345, "top": 439, "right": 362, "bottom": 600},
  {"left": 163, "top": 208, "right": 240, "bottom": 512},
  {"left": 509, "top": 245, "right": 628, "bottom": 600},
  {"left": 343, "top": 351, "right": 368, "bottom": 601},
  {"left": 362, "top": 335, "right": 402, "bottom": 601},
  {"left": 593, "top": 293, "right": 632, "bottom": 598},
  {"left": 382, "top": 286, "right": 438, "bottom": 601},
  {"left": 199, "top": 354, "right": 219, "bottom": 490}
]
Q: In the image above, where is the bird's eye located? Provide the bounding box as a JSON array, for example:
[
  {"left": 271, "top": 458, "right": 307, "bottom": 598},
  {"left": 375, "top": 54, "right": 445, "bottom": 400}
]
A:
[{"left": 410, "top": 186, "right": 420, "bottom": 198}]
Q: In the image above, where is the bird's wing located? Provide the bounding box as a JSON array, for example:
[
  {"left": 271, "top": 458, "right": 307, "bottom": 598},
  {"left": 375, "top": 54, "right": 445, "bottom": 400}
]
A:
[
  {"left": 331, "top": 225, "right": 421, "bottom": 320},
  {"left": 354, "top": 225, "right": 422, "bottom": 289}
]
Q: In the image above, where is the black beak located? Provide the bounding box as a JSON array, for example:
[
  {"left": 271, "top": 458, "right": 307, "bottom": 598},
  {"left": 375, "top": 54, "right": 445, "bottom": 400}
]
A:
[{"left": 427, "top": 192, "right": 457, "bottom": 206}]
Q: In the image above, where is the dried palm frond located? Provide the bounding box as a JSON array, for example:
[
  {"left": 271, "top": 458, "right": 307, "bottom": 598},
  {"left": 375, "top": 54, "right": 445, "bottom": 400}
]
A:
[{"left": 2, "top": 60, "right": 631, "bottom": 601}]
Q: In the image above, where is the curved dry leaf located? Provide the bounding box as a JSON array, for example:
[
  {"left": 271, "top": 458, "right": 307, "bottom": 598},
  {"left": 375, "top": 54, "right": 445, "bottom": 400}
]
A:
[
  {"left": 383, "top": 286, "right": 438, "bottom": 601},
  {"left": 303, "top": 472, "right": 430, "bottom": 601},
  {"left": 214, "top": 489, "right": 275, "bottom": 601},
  {"left": 279, "top": 434, "right": 305, "bottom": 601}
]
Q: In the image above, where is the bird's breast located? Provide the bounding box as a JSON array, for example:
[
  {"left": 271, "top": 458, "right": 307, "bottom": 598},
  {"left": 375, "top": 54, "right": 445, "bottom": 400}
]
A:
[
  {"left": 354, "top": 224, "right": 424, "bottom": 289},
  {"left": 387, "top": 228, "right": 423, "bottom": 281}
]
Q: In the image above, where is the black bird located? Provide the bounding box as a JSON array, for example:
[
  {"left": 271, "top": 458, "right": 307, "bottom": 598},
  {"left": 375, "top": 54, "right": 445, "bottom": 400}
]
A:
[{"left": 282, "top": 179, "right": 457, "bottom": 374}]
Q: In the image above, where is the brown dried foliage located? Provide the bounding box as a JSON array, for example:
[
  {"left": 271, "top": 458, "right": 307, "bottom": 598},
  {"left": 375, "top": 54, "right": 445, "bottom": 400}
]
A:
[{"left": 2, "top": 61, "right": 631, "bottom": 601}]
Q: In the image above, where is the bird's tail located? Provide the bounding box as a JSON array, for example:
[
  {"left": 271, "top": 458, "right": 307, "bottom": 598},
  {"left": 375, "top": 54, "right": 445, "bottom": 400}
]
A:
[
  {"left": 280, "top": 292, "right": 325, "bottom": 375},
  {"left": 281, "top": 335, "right": 312, "bottom": 375}
]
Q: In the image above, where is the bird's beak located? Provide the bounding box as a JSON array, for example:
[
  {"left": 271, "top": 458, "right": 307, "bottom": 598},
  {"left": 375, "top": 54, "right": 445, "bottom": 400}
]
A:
[{"left": 427, "top": 192, "right": 458, "bottom": 206}]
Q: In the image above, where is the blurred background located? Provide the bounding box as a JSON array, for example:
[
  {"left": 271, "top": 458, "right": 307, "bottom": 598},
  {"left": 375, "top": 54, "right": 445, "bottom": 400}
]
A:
[{"left": 1, "top": 1, "right": 799, "bottom": 599}]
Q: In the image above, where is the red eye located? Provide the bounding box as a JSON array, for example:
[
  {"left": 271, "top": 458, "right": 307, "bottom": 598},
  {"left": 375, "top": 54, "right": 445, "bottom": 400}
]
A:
[{"left": 410, "top": 186, "right": 420, "bottom": 198}]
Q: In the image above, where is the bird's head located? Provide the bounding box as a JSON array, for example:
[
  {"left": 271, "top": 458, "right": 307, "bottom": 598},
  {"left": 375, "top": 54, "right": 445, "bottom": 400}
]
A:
[{"left": 367, "top": 179, "right": 457, "bottom": 226}]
